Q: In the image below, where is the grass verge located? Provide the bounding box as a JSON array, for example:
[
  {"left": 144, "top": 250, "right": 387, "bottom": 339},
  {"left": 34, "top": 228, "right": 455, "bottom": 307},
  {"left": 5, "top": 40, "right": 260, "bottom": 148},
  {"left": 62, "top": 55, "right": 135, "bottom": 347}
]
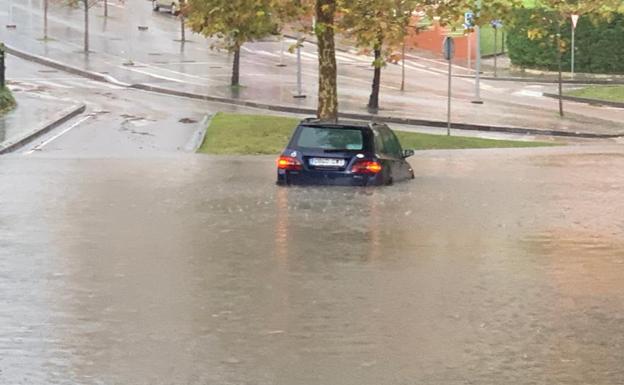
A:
[
  {"left": 197, "top": 112, "right": 556, "bottom": 155},
  {"left": 565, "top": 86, "right": 624, "bottom": 104},
  {"left": 0, "top": 87, "right": 16, "bottom": 115}
]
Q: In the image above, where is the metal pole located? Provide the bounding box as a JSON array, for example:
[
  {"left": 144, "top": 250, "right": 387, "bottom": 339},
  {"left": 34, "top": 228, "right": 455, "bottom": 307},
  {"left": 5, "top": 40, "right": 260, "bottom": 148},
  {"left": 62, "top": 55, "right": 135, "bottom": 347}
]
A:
[
  {"left": 400, "top": 40, "right": 405, "bottom": 91},
  {"left": 293, "top": 36, "right": 305, "bottom": 98},
  {"left": 571, "top": 26, "right": 575, "bottom": 78},
  {"left": 473, "top": 0, "right": 483, "bottom": 104},
  {"left": 467, "top": 32, "right": 471, "bottom": 72},
  {"left": 494, "top": 27, "right": 498, "bottom": 77},
  {"left": 447, "top": 55, "right": 452, "bottom": 136}
]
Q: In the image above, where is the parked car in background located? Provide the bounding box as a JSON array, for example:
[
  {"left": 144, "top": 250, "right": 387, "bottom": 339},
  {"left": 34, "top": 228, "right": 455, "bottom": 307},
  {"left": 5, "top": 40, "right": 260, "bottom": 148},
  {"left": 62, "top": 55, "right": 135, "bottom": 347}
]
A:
[
  {"left": 152, "top": 0, "right": 182, "bottom": 15},
  {"left": 277, "top": 119, "right": 415, "bottom": 186}
]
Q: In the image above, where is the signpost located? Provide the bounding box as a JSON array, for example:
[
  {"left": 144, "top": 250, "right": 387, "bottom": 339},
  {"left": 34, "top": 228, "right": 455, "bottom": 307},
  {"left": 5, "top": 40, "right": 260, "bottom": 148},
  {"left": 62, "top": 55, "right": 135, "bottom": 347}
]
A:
[
  {"left": 571, "top": 14, "right": 580, "bottom": 78},
  {"left": 294, "top": 36, "right": 306, "bottom": 99},
  {"left": 490, "top": 20, "right": 503, "bottom": 78},
  {"left": 464, "top": 12, "right": 474, "bottom": 72},
  {"left": 472, "top": 0, "right": 483, "bottom": 104},
  {"left": 443, "top": 37, "right": 455, "bottom": 136}
]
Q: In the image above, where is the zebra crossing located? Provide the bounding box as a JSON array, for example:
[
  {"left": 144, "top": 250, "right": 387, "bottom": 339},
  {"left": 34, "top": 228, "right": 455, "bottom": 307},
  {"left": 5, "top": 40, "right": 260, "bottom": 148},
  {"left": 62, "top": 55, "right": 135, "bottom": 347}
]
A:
[{"left": 8, "top": 78, "right": 126, "bottom": 92}]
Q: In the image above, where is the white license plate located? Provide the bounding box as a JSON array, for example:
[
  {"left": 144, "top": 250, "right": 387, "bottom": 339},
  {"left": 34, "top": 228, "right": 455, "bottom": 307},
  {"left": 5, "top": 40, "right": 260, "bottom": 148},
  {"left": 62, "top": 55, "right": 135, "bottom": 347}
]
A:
[{"left": 309, "top": 158, "right": 346, "bottom": 167}]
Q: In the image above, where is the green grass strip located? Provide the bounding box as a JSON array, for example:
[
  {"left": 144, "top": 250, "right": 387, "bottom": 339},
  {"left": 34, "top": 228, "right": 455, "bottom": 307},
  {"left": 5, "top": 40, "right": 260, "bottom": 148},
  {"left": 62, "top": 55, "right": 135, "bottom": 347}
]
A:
[
  {"left": 565, "top": 86, "right": 624, "bottom": 104},
  {"left": 198, "top": 112, "right": 556, "bottom": 155}
]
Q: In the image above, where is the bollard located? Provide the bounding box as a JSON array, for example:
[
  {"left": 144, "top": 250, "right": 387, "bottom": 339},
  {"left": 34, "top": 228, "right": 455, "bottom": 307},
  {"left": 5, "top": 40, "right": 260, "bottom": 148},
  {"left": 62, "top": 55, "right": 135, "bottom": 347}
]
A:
[{"left": 0, "top": 44, "right": 5, "bottom": 89}]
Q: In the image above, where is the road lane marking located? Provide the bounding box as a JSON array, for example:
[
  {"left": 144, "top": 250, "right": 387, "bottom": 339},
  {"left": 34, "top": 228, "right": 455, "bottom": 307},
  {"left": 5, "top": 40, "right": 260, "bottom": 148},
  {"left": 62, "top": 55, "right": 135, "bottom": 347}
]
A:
[
  {"left": 23, "top": 115, "right": 93, "bottom": 155},
  {"left": 513, "top": 90, "right": 544, "bottom": 98}
]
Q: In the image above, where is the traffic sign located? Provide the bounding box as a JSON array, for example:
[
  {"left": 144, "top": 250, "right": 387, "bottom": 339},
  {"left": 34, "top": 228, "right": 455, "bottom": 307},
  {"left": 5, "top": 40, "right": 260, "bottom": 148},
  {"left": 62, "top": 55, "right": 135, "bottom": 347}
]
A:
[
  {"left": 443, "top": 37, "right": 455, "bottom": 61},
  {"left": 571, "top": 14, "right": 580, "bottom": 30},
  {"left": 490, "top": 19, "right": 503, "bottom": 29},
  {"left": 465, "top": 12, "right": 475, "bottom": 27}
]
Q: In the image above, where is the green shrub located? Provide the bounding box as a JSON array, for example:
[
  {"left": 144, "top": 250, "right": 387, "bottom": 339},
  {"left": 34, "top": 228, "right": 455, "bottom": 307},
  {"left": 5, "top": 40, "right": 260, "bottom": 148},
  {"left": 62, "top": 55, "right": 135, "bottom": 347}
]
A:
[
  {"left": 506, "top": 9, "right": 624, "bottom": 74},
  {"left": 0, "top": 87, "right": 16, "bottom": 114}
]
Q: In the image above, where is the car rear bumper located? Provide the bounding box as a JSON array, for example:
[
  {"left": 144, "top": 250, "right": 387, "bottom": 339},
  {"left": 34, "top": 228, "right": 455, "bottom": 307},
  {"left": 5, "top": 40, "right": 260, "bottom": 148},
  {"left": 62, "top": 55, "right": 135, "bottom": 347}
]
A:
[{"left": 277, "top": 170, "right": 384, "bottom": 186}]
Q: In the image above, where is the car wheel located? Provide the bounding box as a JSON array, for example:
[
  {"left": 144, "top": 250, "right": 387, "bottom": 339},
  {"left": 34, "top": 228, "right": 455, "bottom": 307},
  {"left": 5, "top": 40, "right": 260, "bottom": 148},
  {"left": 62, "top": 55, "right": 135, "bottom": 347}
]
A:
[
  {"left": 152, "top": 1, "right": 159, "bottom": 11},
  {"left": 170, "top": 3, "right": 178, "bottom": 15}
]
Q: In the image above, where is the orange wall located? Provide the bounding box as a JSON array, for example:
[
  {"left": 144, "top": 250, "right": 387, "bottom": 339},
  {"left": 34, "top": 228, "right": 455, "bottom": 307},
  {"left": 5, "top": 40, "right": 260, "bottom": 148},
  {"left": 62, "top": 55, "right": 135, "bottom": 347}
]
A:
[{"left": 406, "top": 23, "right": 476, "bottom": 61}]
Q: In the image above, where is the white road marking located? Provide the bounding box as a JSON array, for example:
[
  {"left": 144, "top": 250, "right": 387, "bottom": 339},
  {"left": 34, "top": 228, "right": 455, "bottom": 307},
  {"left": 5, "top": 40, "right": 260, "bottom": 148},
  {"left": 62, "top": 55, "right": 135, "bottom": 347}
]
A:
[
  {"left": 36, "top": 80, "right": 74, "bottom": 89},
  {"left": 256, "top": 50, "right": 280, "bottom": 58},
  {"left": 24, "top": 115, "right": 94, "bottom": 155},
  {"left": 514, "top": 90, "right": 544, "bottom": 98},
  {"left": 122, "top": 66, "right": 191, "bottom": 83},
  {"left": 85, "top": 79, "right": 125, "bottom": 89},
  {"left": 103, "top": 1, "right": 125, "bottom": 9}
]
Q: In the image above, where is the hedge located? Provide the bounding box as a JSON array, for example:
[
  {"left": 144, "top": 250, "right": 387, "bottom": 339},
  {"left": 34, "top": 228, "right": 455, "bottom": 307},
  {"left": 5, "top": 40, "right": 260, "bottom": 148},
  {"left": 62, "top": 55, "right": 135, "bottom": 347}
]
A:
[{"left": 506, "top": 9, "right": 624, "bottom": 74}]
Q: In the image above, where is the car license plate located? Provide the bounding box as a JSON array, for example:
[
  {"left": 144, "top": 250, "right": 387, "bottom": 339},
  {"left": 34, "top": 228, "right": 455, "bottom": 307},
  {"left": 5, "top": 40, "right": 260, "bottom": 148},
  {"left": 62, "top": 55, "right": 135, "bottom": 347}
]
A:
[{"left": 309, "top": 158, "right": 346, "bottom": 167}]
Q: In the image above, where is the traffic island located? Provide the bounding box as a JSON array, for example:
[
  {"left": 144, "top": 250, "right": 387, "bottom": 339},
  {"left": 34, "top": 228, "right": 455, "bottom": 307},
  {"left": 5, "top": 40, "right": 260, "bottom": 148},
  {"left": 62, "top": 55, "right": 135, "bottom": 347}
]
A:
[
  {"left": 197, "top": 112, "right": 557, "bottom": 155},
  {"left": 549, "top": 86, "right": 624, "bottom": 109}
]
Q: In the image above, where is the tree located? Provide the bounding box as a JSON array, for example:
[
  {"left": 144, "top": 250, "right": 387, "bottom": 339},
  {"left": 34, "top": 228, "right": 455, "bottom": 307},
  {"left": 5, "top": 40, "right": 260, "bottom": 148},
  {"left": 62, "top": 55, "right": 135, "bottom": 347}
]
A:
[
  {"left": 67, "top": 0, "right": 96, "bottom": 52},
  {"left": 315, "top": 0, "right": 339, "bottom": 120},
  {"left": 513, "top": 0, "right": 621, "bottom": 116},
  {"left": 340, "top": 0, "right": 415, "bottom": 111},
  {"left": 187, "top": 0, "right": 280, "bottom": 87}
]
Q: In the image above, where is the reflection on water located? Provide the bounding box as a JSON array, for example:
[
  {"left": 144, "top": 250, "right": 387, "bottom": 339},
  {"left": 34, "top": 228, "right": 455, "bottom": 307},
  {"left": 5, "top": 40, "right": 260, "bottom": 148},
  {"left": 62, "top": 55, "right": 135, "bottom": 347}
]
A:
[{"left": 1, "top": 149, "right": 624, "bottom": 384}]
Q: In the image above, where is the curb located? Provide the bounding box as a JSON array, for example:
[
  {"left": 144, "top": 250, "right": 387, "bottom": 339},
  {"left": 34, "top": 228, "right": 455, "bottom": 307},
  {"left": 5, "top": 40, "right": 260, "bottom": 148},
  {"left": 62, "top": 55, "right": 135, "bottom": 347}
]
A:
[
  {"left": 0, "top": 103, "right": 87, "bottom": 155},
  {"left": 184, "top": 114, "right": 212, "bottom": 152},
  {"left": 131, "top": 83, "right": 623, "bottom": 139},
  {"left": 455, "top": 74, "right": 624, "bottom": 85},
  {"left": 542, "top": 93, "right": 624, "bottom": 109},
  {"left": 5, "top": 44, "right": 130, "bottom": 87}
]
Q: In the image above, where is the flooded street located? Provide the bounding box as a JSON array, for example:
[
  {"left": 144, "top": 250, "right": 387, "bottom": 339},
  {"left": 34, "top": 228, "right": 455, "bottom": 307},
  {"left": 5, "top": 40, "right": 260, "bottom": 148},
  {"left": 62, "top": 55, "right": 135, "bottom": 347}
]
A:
[{"left": 2, "top": 146, "right": 624, "bottom": 384}]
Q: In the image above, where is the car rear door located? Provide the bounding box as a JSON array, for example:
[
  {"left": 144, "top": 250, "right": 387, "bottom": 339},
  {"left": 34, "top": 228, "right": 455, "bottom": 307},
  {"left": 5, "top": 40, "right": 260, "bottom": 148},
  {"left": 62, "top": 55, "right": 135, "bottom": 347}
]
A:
[{"left": 378, "top": 126, "right": 410, "bottom": 182}]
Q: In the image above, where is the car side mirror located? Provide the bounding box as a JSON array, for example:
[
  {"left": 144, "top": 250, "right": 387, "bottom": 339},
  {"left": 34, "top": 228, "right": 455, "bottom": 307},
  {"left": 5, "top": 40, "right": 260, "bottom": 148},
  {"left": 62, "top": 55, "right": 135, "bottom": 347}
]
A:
[{"left": 403, "top": 149, "right": 415, "bottom": 158}]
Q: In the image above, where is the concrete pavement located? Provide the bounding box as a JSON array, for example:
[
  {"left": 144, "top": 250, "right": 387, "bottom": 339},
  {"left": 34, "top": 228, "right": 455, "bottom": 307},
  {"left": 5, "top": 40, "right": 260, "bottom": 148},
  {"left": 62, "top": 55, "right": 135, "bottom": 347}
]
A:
[{"left": 1, "top": 0, "right": 623, "bottom": 137}]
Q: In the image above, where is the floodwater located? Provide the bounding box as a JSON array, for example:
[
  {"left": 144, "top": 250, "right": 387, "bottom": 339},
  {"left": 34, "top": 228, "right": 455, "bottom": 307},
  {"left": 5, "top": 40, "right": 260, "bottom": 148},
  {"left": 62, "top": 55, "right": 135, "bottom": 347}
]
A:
[{"left": 1, "top": 147, "right": 624, "bottom": 385}]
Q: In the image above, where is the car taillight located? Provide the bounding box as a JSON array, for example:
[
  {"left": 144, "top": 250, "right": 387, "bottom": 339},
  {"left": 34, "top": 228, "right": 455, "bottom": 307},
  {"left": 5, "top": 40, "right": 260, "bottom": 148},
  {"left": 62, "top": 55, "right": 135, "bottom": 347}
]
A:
[
  {"left": 277, "top": 155, "right": 302, "bottom": 171},
  {"left": 351, "top": 160, "right": 382, "bottom": 174}
]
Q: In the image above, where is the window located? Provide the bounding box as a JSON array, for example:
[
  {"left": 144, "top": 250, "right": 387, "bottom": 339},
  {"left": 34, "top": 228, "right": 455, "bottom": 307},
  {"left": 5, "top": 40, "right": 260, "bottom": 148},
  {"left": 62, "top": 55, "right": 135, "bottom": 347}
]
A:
[
  {"left": 296, "top": 126, "right": 364, "bottom": 151},
  {"left": 379, "top": 128, "right": 403, "bottom": 157}
]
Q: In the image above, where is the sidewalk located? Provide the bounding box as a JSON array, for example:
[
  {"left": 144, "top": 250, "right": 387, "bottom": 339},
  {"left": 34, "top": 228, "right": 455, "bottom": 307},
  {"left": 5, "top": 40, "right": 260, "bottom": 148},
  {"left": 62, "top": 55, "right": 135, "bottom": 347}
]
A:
[
  {"left": 0, "top": 91, "right": 84, "bottom": 153},
  {"left": 469, "top": 55, "right": 624, "bottom": 84},
  {"left": 2, "top": 3, "right": 623, "bottom": 138}
]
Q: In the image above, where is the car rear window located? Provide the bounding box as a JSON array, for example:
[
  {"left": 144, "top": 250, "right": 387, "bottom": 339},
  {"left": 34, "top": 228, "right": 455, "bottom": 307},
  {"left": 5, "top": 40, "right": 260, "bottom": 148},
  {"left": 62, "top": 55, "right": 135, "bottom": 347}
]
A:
[{"left": 296, "top": 126, "right": 364, "bottom": 151}]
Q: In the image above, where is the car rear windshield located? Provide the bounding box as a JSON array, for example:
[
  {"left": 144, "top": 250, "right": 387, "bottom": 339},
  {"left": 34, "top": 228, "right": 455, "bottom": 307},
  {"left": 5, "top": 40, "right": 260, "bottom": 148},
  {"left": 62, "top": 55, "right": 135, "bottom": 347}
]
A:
[{"left": 296, "top": 126, "right": 364, "bottom": 151}]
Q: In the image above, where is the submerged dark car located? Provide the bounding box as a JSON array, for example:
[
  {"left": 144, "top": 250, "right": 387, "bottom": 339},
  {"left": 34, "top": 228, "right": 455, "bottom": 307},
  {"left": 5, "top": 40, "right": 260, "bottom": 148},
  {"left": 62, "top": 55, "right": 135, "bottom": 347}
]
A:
[{"left": 277, "top": 119, "right": 415, "bottom": 186}]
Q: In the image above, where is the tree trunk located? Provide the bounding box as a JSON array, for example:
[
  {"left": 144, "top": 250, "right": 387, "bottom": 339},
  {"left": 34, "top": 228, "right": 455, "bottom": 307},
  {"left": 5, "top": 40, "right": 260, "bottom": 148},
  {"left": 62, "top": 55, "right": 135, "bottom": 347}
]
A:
[
  {"left": 104, "top": 0, "right": 108, "bottom": 17},
  {"left": 231, "top": 45, "right": 240, "bottom": 87},
  {"left": 315, "top": 0, "right": 338, "bottom": 121},
  {"left": 368, "top": 47, "right": 382, "bottom": 111},
  {"left": 44, "top": 0, "right": 48, "bottom": 40},
  {"left": 84, "top": 0, "right": 89, "bottom": 52}
]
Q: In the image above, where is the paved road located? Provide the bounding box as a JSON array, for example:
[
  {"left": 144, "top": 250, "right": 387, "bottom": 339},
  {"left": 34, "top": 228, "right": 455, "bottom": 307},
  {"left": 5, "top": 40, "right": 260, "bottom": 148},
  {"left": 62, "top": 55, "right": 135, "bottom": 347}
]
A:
[
  {"left": 1, "top": 0, "right": 623, "bottom": 134},
  {"left": 5, "top": 55, "right": 293, "bottom": 156},
  {"left": 2, "top": 145, "right": 624, "bottom": 384}
]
